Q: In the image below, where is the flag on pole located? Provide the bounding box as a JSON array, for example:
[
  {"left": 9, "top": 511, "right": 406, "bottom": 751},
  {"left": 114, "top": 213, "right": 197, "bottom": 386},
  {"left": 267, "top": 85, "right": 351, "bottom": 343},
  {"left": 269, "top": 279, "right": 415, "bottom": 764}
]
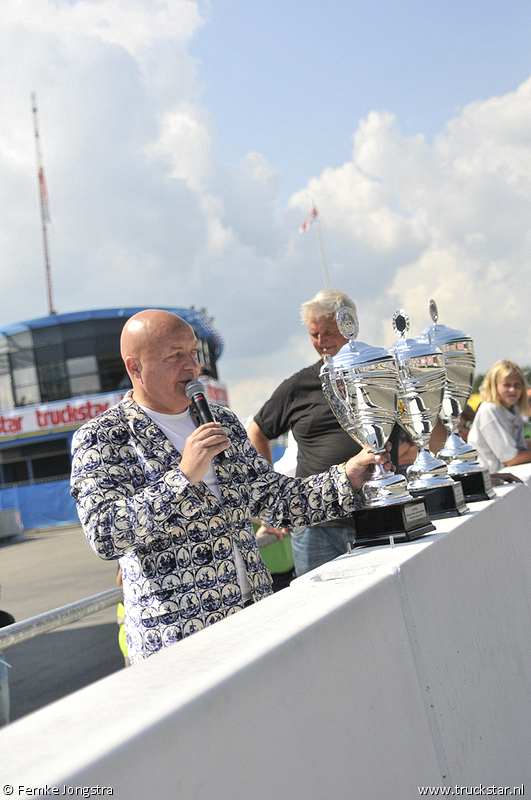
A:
[
  {"left": 39, "top": 166, "right": 50, "bottom": 223},
  {"left": 299, "top": 207, "right": 317, "bottom": 233}
]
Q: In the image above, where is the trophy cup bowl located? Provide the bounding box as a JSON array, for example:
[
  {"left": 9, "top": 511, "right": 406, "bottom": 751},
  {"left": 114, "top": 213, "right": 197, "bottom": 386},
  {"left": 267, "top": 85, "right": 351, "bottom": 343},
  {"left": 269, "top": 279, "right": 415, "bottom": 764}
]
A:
[
  {"left": 418, "top": 299, "right": 495, "bottom": 501},
  {"left": 320, "top": 308, "right": 435, "bottom": 546},
  {"left": 391, "top": 309, "right": 468, "bottom": 517}
]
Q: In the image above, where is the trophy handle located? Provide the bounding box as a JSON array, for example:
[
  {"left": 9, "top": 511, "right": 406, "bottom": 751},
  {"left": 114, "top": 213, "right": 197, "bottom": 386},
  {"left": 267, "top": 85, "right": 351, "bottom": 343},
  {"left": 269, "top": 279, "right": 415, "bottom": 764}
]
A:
[{"left": 323, "top": 357, "right": 351, "bottom": 415}]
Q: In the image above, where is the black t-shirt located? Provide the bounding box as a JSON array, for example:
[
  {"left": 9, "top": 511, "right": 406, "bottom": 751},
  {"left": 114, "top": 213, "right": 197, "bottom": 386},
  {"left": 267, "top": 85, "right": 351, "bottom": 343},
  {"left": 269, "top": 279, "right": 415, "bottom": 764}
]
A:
[{"left": 254, "top": 361, "right": 400, "bottom": 479}]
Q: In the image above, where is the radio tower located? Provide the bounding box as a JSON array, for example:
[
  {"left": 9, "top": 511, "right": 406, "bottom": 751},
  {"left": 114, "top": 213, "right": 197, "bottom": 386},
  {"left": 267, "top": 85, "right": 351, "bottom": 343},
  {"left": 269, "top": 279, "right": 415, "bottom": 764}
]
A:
[{"left": 31, "top": 92, "right": 56, "bottom": 316}]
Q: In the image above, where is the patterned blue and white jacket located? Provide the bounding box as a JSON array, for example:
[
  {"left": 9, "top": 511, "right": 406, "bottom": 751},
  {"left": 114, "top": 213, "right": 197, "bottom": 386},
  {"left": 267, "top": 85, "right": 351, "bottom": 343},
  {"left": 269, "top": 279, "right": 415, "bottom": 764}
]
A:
[{"left": 70, "top": 393, "right": 362, "bottom": 663}]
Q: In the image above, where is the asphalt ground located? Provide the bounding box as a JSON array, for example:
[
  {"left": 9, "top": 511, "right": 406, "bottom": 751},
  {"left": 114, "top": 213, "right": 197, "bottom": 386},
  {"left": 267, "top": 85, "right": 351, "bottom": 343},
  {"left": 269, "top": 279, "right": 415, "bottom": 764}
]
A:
[{"left": 0, "top": 524, "right": 125, "bottom": 723}]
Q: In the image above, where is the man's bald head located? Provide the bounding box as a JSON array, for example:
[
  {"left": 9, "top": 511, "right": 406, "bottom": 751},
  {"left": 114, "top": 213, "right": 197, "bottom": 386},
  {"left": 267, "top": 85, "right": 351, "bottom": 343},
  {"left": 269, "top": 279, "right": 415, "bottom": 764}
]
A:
[
  {"left": 120, "top": 310, "right": 194, "bottom": 364},
  {"left": 121, "top": 310, "right": 200, "bottom": 414}
]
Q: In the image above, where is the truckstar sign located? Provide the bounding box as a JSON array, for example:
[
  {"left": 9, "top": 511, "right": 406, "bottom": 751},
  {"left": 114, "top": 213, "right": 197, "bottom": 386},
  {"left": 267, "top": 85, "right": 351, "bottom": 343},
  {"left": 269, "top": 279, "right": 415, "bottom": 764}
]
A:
[
  {"left": 0, "top": 393, "right": 123, "bottom": 439},
  {"left": 0, "top": 380, "right": 229, "bottom": 441}
]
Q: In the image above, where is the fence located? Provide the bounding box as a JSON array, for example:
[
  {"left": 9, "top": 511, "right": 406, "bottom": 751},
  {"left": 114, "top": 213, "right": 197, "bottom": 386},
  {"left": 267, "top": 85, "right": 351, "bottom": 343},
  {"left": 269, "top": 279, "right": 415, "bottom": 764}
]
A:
[{"left": 0, "top": 587, "right": 122, "bottom": 649}]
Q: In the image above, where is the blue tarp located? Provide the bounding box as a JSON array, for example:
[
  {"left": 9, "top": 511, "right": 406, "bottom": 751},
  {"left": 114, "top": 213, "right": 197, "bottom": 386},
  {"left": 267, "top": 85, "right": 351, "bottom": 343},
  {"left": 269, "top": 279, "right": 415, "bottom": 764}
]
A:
[
  {"left": 0, "top": 446, "right": 289, "bottom": 532},
  {"left": 0, "top": 480, "right": 78, "bottom": 530}
]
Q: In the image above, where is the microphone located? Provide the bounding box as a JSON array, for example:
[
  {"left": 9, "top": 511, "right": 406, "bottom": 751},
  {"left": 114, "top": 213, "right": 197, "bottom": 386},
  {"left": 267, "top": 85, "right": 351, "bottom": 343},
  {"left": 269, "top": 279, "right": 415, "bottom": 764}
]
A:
[{"left": 184, "top": 380, "right": 228, "bottom": 463}]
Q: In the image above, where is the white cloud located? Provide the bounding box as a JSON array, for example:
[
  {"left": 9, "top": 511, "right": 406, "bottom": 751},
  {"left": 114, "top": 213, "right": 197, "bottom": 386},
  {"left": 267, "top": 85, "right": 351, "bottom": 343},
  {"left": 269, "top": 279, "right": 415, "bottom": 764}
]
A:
[
  {"left": 143, "top": 102, "right": 214, "bottom": 192},
  {"left": 3, "top": 0, "right": 203, "bottom": 52}
]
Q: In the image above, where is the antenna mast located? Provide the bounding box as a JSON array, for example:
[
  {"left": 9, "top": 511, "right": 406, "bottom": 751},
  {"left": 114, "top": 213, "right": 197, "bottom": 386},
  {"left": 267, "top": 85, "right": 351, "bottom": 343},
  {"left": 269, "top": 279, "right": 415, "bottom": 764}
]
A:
[{"left": 31, "top": 92, "right": 56, "bottom": 315}]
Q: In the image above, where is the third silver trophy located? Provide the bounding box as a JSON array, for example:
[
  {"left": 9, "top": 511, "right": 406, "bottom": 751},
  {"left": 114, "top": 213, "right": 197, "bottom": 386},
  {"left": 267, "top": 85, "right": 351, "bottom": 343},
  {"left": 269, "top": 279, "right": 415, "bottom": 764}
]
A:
[{"left": 417, "top": 300, "right": 495, "bottom": 501}]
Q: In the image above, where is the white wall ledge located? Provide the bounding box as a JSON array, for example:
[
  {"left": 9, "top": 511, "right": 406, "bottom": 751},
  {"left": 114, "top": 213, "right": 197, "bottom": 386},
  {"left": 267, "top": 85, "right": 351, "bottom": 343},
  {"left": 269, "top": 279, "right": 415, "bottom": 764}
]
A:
[{"left": 2, "top": 467, "right": 531, "bottom": 798}]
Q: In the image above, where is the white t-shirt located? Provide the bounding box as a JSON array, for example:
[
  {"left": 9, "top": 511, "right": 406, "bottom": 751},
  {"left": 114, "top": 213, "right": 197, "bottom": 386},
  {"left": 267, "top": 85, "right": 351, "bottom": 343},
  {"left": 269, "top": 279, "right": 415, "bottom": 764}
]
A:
[
  {"left": 468, "top": 401, "right": 526, "bottom": 473},
  {"left": 140, "top": 405, "right": 252, "bottom": 602}
]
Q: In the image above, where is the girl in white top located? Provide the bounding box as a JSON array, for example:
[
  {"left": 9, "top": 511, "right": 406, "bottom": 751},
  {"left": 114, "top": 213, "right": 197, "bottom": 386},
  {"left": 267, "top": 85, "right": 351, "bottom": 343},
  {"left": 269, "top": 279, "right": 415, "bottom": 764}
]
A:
[{"left": 468, "top": 360, "right": 531, "bottom": 474}]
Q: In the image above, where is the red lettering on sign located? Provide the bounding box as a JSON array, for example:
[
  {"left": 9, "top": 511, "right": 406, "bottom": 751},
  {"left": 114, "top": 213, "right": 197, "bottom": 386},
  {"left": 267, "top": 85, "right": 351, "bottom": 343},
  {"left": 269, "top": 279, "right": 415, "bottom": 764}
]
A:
[
  {"left": 0, "top": 415, "right": 23, "bottom": 434},
  {"left": 36, "top": 402, "right": 110, "bottom": 428}
]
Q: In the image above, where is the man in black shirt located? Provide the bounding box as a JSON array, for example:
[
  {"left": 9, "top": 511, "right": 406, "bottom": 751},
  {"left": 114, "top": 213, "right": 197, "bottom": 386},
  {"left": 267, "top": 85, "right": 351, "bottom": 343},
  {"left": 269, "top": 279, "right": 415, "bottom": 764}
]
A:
[{"left": 248, "top": 288, "right": 399, "bottom": 576}]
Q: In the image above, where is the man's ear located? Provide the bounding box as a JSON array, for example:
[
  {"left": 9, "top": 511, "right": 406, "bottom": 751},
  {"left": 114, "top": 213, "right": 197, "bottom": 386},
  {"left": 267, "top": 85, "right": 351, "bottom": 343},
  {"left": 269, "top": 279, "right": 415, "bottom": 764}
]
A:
[{"left": 125, "top": 355, "right": 141, "bottom": 380}]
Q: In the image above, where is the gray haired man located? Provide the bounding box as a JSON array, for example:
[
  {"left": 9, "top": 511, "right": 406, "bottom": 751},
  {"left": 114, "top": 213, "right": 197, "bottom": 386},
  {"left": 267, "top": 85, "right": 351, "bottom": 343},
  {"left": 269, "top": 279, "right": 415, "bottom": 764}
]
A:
[{"left": 249, "top": 288, "right": 399, "bottom": 575}]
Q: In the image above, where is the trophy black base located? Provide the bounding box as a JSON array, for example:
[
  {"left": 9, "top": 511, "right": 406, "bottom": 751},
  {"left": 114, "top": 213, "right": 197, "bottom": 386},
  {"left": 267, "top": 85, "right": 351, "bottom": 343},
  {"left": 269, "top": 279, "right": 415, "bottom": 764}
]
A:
[
  {"left": 410, "top": 481, "right": 469, "bottom": 519},
  {"left": 451, "top": 468, "right": 496, "bottom": 502},
  {"left": 353, "top": 497, "right": 435, "bottom": 548}
]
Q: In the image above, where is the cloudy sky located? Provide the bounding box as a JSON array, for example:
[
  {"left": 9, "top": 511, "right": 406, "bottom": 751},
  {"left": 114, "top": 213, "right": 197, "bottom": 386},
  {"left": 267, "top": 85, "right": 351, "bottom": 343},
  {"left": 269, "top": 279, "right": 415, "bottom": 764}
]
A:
[{"left": 1, "top": 0, "right": 531, "bottom": 422}]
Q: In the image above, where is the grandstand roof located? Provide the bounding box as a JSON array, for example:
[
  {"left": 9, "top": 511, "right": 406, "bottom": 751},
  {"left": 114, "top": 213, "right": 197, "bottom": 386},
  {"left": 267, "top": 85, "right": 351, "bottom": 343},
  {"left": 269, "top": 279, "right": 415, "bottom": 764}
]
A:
[{"left": 0, "top": 307, "right": 224, "bottom": 359}]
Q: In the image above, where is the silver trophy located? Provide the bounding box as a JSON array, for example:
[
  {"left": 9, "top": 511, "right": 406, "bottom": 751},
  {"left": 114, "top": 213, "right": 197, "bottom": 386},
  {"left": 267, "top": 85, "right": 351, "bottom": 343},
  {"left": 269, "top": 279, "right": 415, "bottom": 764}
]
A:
[
  {"left": 320, "top": 308, "right": 434, "bottom": 546},
  {"left": 417, "top": 300, "right": 494, "bottom": 501},
  {"left": 391, "top": 309, "right": 468, "bottom": 517}
]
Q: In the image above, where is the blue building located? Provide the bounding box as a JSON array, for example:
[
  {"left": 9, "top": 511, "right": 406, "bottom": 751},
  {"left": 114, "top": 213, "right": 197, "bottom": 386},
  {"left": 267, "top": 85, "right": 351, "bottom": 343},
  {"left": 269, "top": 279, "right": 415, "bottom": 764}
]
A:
[{"left": 0, "top": 307, "right": 226, "bottom": 530}]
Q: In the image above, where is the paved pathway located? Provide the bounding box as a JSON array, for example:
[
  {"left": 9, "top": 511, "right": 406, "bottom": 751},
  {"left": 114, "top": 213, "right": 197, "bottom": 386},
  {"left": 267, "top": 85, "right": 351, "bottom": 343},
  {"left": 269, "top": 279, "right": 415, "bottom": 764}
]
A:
[{"left": 0, "top": 525, "right": 124, "bottom": 722}]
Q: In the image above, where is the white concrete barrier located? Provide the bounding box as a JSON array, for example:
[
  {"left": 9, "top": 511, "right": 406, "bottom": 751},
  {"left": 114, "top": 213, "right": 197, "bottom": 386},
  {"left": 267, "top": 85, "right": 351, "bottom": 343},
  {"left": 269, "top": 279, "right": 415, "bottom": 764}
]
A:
[{"left": 2, "top": 470, "right": 531, "bottom": 799}]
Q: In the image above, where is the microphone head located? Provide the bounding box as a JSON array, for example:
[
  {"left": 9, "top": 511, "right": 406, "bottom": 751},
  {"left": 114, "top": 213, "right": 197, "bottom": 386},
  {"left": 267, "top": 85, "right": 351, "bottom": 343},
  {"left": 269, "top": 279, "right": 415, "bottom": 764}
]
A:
[{"left": 184, "top": 380, "right": 206, "bottom": 400}]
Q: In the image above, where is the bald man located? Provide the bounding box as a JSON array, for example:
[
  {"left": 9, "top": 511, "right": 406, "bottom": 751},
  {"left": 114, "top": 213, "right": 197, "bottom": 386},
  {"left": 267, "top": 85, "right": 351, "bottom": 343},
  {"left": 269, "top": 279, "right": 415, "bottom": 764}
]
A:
[{"left": 71, "top": 309, "right": 392, "bottom": 664}]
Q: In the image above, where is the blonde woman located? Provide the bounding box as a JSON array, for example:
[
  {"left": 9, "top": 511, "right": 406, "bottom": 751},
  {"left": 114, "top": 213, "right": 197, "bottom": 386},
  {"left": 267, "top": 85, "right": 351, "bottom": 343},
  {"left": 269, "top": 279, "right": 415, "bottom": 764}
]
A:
[{"left": 468, "top": 360, "right": 531, "bottom": 474}]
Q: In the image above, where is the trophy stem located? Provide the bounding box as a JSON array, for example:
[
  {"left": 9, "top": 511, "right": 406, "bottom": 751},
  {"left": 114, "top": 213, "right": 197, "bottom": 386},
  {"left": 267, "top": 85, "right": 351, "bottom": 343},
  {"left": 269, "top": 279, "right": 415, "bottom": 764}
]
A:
[
  {"left": 361, "top": 462, "right": 412, "bottom": 507},
  {"left": 406, "top": 447, "right": 454, "bottom": 490},
  {"left": 437, "top": 431, "right": 482, "bottom": 475},
  {"left": 437, "top": 431, "right": 496, "bottom": 501}
]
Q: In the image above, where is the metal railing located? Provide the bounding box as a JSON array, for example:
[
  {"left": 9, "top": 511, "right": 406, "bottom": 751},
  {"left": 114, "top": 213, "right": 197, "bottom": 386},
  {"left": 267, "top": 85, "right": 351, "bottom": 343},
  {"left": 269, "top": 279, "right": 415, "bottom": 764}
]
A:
[{"left": 0, "top": 587, "right": 123, "bottom": 650}]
